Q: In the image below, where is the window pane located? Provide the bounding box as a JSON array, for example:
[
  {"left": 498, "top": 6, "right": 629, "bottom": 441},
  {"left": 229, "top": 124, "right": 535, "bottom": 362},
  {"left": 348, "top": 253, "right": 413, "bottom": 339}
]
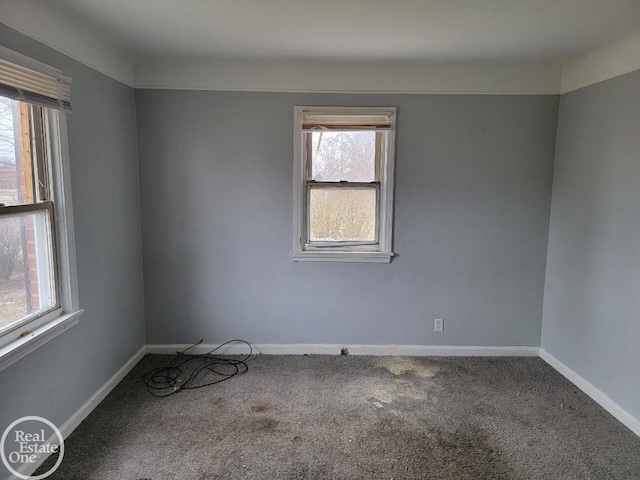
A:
[
  {"left": 309, "top": 188, "right": 376, "bottom": 241},
  {"left": 0, "top": 96, "right": 33, "bottom": 206},
  {"left": 0, "top": 210, "right": 57, "bottom": 332},
  {"left": 310, "top": 131, "right": 376, "bottom": 182}
]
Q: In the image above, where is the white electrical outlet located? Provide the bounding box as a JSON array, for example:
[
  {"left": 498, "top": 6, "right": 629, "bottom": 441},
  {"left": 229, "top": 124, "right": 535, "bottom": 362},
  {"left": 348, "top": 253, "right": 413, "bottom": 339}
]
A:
[{"left": 434, "top": 318, "right": 444, "bottom": 332}]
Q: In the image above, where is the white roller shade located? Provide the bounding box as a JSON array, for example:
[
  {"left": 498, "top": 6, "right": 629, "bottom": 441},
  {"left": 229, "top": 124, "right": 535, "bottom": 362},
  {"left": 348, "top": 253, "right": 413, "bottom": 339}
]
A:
[
  {"left": 0, "top": 46, "right": 72, "bottom": 112},
  {"left": 301, "top": 110, "right": 393, "bottom": 131}
]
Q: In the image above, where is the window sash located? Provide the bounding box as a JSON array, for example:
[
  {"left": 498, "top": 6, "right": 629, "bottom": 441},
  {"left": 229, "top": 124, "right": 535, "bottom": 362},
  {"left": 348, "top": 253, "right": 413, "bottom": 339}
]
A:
[
  {"left": 0, "top": 200, "right": 53, "bottom": 216},
  {"left": 0, "top": 305, "right": 64, "bottom": 351},
  {"left": 1, "top": 87, "right": 61, "bottom": 342},
  {"left": 0, "top": 201, "right": 60, "bottom": 339},
  {"left": 0, "top": 101, "right": 50, "bottom": 208},
  {"left": 305, "top": 131, "right": 382, "bottom": 183},
  {"left": 303, "top": 128, "right": 383, "bottom": 247},
  {"left": 305, "top": 183, "right": 380, "bottom": 246}
]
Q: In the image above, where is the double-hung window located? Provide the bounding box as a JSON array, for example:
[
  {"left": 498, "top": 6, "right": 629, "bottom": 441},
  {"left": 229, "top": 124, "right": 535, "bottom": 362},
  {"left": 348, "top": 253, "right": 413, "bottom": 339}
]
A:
[
  {"left": 292, "top": 106, "right": 396, "bottom": 262},
  {"left": 0, "top": 46, "right": 80, "bottom": 371}
]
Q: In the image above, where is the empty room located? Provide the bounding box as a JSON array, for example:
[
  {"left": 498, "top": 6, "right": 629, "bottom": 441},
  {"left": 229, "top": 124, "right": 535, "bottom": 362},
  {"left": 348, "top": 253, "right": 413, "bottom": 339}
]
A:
[{"left": 0, "top": 1, "right": 639, "bottom": 479}]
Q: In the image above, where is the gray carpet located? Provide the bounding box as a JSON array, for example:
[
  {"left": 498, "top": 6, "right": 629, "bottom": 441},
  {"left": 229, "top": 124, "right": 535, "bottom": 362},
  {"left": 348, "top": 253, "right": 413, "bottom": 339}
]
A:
[{"left": 39, "top": 354, "right": 640, "bottom": 479}]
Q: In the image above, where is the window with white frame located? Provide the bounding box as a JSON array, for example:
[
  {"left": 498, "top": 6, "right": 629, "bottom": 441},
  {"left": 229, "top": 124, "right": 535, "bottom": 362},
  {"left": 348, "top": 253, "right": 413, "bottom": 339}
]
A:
[
  {"left": 292, "top": 106, "right": 396, "bottom": 262},
  {"left": 0, "top": 46, "right": 81, "bottom": 371}
]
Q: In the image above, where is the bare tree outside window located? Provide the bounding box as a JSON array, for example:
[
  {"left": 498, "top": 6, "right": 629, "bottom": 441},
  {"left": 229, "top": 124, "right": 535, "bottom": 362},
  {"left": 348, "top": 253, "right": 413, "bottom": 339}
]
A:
[
  {"left": 0, "top": 97, "right": 21, "bottom": 207},
  {"left": 311, "top": 131, "right": 376, "bottom": 182},
  {"left": 0, "top": 97, "right": 16, "bottom": 166},
  {"left": 0, "top": 99, "right": 26, "bottom": 326}
]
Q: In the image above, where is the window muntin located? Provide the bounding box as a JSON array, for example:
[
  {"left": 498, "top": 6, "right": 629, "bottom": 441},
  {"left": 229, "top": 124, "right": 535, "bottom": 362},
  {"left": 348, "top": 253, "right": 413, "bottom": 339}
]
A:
[{"left": 293, "top": 107, "right": 396, "bottom": 262}]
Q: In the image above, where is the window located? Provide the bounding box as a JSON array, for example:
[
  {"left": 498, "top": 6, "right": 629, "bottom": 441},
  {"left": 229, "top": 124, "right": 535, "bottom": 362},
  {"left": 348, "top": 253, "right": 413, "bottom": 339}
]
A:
[
  {"left": 0, "top": 46, "right": 80, "bottom": 371},
  {"left": 292, "top": 106, "right": 396, "bottom": 262}
]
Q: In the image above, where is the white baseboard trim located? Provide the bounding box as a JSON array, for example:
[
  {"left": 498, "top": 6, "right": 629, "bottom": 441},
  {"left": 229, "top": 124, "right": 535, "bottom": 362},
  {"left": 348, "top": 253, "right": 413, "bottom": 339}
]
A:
[
  {"left": 8, "top": 345, "right": 147, "bottom": 480},
  {"left": 147, "top": 343, "right": 339, "bottom": 356},
  {"left": 539, "top": 348, "right": 640, "bottom": 438},
  {"left": 146, "top": 343, "right": 540, "bottom": 357},
  {"left": 58, "top": 345, "right": 146, "bottom": 438},
  {"left": 348, "top": 345, "right": 539, "bottom": 356}
]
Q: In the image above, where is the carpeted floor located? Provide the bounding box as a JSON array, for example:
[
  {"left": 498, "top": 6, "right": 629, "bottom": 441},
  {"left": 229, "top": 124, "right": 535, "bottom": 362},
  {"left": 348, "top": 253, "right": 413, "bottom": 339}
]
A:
[{"left": 38, "top": 354, "right": 640, "bottom": 479}]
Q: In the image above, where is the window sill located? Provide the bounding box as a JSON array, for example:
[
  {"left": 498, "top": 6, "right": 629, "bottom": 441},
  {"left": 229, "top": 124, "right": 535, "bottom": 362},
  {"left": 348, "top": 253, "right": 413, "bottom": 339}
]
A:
[
  {"left": 292, "top": 251, "right": 393, "bottom": 263},
  {"left": 0, "top": 309, "right": 84, "bottom": 373}
]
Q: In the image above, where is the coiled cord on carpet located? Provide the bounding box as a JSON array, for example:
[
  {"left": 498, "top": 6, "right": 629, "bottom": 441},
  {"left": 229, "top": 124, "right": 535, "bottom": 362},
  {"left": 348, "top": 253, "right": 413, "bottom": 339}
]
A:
[{"left": 142, "top": 339, "right": 253, "bottom": 398}]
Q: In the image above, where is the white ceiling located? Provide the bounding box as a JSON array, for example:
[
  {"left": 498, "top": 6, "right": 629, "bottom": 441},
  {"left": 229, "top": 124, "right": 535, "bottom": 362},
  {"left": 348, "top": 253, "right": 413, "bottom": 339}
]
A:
[{"left": 51, "top": 0, "right": 640, "bottom": 62}]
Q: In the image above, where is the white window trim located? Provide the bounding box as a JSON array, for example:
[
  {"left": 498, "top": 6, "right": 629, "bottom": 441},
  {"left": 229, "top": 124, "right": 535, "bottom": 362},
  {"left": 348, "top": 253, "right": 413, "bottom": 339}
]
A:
[
  {"left": 0, "top": 110, "right": 83, "bottom": 372},
  {"left": 292, "top": 106, "right": 396, "bottom": 263}
]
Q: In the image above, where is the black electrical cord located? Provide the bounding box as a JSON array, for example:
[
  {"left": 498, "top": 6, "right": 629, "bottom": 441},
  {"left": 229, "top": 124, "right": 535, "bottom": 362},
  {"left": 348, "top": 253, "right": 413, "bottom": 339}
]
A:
[{"left": 143, "top": 339, "right": 253, "bottom": 398}]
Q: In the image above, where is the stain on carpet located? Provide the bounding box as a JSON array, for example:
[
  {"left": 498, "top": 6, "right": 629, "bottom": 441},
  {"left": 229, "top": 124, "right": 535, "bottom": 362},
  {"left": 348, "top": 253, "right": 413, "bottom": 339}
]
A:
[
  {"left": 379, "top": 356, "right": 440, "bottom": 378},
  {"left": 362, "top": 418, "right": 520, "bottom": 479},
  {"left": 250, "top": 403, "right": 273, "bottom": 413},
  {"left": 232, "top": 416, "right": 278, "bottom": 435},
  {"left": 368, "top": 377, "right": 430, "bottom": 404}
]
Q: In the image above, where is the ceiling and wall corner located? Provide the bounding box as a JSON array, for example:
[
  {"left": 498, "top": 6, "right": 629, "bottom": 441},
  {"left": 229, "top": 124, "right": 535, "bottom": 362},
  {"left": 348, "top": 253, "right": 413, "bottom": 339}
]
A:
[
  {"left": 1, "top": 0, "right": 639, "bottom": 93},
  {"left": 560, "top": 28, "right": 640, "bottom": 93},
  {"left": 0, "top": 0, "right": 135, "bottom": 86}
]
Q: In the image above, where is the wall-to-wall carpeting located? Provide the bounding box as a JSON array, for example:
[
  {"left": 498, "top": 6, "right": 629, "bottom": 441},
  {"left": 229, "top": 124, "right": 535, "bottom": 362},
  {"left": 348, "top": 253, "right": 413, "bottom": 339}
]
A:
[{"left": 39, "top": 354, "right": 640, "bottom": 479}]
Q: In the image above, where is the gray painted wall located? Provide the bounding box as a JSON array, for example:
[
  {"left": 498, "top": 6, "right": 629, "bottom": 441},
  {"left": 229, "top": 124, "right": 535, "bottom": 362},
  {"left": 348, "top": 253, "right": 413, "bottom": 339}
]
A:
[
  {"left": 0, "top": 24, "right": 145, "bottom": 446},
  {"left": 541, "top": 70, "right": 640, "bottom": 421},
  {"left": 136, "top": 90, "right": 558, "bottom": 346}
]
